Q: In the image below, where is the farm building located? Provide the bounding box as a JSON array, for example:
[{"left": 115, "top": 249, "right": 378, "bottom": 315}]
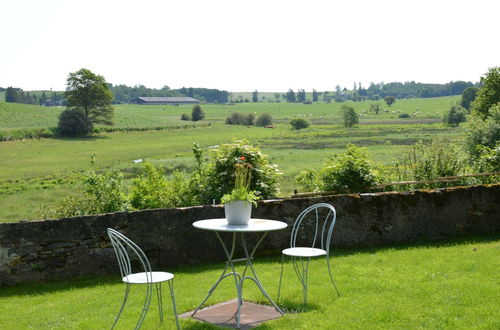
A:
[{"left": 135, "top": 97, "right": 199, "bottom": 105}]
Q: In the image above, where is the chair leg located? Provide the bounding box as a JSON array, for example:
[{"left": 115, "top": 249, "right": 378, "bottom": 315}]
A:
[
  {"left": 326, "top": 256, "right": 341, "bottom": 297},
  {"left": 168, "top": 279, "right": 180, "bottom": 330},
  {"left": 135, "top": 282, "right": 153, "bottom": 329},
  {"left": 277, "top": 253, "right": 285, "bottom": 302},
  {"left": 155, "top": 283, "right": 164, "bottom": 323},
  {"left": 111, "top": 284, "right": 130, "bottom": 330}
]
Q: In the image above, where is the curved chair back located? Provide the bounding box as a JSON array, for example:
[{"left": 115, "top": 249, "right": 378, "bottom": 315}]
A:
[
  {"left": 107, "top": 228, "right": 153, "bottom": 283},
  {"left": 290, "top": 203, "right": 337, "bottom": 255}
]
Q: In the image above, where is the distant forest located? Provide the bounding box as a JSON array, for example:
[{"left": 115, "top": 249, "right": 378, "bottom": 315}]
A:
[{"left": 2, "top": 80, "right": 476, "bottom": 105}]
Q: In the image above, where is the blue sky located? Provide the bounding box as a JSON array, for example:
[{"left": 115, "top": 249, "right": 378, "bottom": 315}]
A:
[{"left": 1, "top": 0, "right": 499, "bottom": 92}]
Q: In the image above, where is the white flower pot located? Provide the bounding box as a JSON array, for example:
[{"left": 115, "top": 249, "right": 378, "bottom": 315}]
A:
[{"left": 225, "top": 200, "right": 252, "bottom": 225}]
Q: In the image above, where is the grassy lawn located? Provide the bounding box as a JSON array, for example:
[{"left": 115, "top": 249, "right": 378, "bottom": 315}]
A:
[{"left": 0, "top": 234, "right": 498, "bottom": 329}]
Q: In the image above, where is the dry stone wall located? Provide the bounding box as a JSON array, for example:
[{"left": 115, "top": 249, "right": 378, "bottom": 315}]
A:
[{"left": 1, "top": 184, "right": 499, "bottom": 286}]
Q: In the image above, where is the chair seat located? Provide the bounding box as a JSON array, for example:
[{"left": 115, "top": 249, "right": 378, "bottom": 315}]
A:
[
  {"left": 282, "top": 247, "right": 327, "bottom": 258},
  {"left": 123, "top": 271, "right": 174, "bottom": 284}
]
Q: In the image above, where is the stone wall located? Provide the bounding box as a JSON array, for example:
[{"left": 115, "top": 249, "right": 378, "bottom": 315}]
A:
[{"left": 1, "top": 184, "right": 499, "bottom": 286}]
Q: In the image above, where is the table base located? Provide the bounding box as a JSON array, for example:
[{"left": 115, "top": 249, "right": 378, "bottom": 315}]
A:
[{"left": 182, "top": 299, "right": 283, "bottom": 329}]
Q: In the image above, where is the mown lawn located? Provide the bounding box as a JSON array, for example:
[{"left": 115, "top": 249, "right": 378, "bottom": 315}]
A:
[{"left": 0, "top": 234, "right": 498, "bottom": 329}]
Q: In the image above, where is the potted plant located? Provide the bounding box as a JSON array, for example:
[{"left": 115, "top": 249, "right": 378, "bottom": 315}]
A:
[{"left": 221, "top": 158, "right": 259, "bottom": 225}]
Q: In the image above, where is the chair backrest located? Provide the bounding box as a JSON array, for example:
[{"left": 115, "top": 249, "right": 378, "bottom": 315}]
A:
[
  {"left": 290, "top": 203, "right": 337, "bottom": 254},
  {"left": 107, "top": 228, "right": 153, "bottom": 283}
]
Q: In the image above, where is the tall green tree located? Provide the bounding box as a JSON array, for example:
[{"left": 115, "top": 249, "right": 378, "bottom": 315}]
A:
[
  {"left": 460, "top": 86, "right": 479, "bottom": 111},
  {"left": 191, "top": 104, "right": 205, "bottom": 121},
  {"left": 286, "top": 89, "right": 296, "bottom": 102},
  {"left": 64, "top": 68, "right": 114, "bottom": 128},
  {"left": 297, "top": 89, "right": 306, "bottom": 103},
  {"left": 252, "top": 90, "right": 259, "bottom": 102},
  {"left": 342, "top": 105, "right": 359, "bottom": 127},
  {"left": 384, "top": 95, "right": 396, "bottom": 107},
  {"left": 312, "top": 89, "right": 318, "bottom": 102},
  {"left": 471, "top": 67, "right": 500, "bottom": 119}
]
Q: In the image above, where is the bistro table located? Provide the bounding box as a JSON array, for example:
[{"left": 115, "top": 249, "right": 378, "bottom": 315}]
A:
[{"left": 192, "top": 218, "right": 287, "bottom": 328}]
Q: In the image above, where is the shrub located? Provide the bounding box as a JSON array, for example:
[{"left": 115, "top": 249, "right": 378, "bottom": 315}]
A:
[
  {"left": 290, "top": 118, "right": 310, "bottom": 130},
  {"left": 255, "top": 113, "right": 273, "bottom": 126},
  {"left": 296, "top": 145, "right": 378, "bottom": 193},
  {"left": 398, "top": 113, "right": 410, "bottom": 118},
  {"left": 84, "top": 169, "right": 131, "bottom": 213},
  {"left": 191, "top": 105, "right": 205, "bottom": 121},
  {"left": 465, "top": 104, "right": 500, "bottom": 158},
  {"left": 318, "top": 145, "right": 378, "bottom": 193},
  {"left": 180, "top": 113, "right": 191, "bottom": 121},
  {"left": 392, "top": 138, "right": 468, "bottom": 188},
  {"left": 370, "top": 103, "right": 382, "bottom": 114},
  {"left": 57, "top": 108, "right": 92, "bottom": 136},
  {"left": 199, "top": 139, "right": 281, "bottom": 203},
  {"left": 443, "top": 105, "right": 467, "bottom": 126}
]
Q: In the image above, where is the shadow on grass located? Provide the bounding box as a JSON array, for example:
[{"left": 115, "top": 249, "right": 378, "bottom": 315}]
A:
[
  {"left": 1, "top": 232, "right": 498, "bottom": 299},
  {"left": 54, "top": 134, "right": 111, "bottom": 141}
]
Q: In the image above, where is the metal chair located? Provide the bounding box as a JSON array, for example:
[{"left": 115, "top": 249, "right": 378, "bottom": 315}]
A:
[
  {"left": 277, "top": 203, "right": 341, "bottom": 305},
  {"left": 107, "top": 228, "right": 180, "bottom": 330}
]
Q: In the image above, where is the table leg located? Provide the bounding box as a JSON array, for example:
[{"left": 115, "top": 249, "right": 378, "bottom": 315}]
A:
[{"left": 240, "top": 232, "right": 284, "bottom": 315}]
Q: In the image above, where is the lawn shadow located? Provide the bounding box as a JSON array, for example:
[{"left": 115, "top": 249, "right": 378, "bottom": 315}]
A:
[
  {"left": 1, "top": 232, "right": 497, "bottom": 299},
  {"left": 54, "top": 134, "right": 111, "bottom": 142}
]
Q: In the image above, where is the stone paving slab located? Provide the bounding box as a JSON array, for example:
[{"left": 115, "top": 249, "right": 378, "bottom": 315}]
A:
[{"left": 180, "top": 299, "right": 283, "bottom": 329}]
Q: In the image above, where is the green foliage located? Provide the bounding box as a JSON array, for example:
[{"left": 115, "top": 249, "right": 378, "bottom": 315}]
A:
[
  {"left": 225, "top": 112, "right": 255, "bottom": 125},
  {"left": 318, "top": 145, "right": 378, "bottom": 193},
  {"left": 465, "top": 104, "right": 500, "bottom": 157},
  {"left": 57, "top": 108, "right": 92, "bottom": 136},
  {"left": 290, "top": 117, "right": 310, "bottom": 130},
  {"left": 384, "top": 96, "right": 396, "bottom": 107},
  {"left": 252, "top": 90, "right": 259, "bottom": 102},
  {"left": 398, "top": 113, "right": 410, "bottom": 118},
  {"left": 471, "top": 67, "right": 500, "bottom": 119},
  {"left": 220, "top": 163, "right": 259, "bottom": 205},
  {"left": 191, "top": 104, "right": 205, "bottom": 121},
  {"left": 286, "top": 89, "right": 296, "bottom": 102},
  {"left": 64, "top": 68, "right": 114, "bottom": 130},
  {"left": 83, "top": 169, "right": 130, "bottom": 213},
  {"left": 129, "top": 162, "right": 197, "bottom": 209},
  {"left": 443, "top": 105, "right": 467, "bottom": 127},
  {"left": 200, "top": 139, "right": 281, "bottom": 203},
  {"left": 180, "top": 113, "right": 191, "bottom": 121},
  {"left": 473, "top": 144, "right": 500, "bottom": 174},
  {"left": 369, "top": 103, "right": 382, "bottom": 114},
  {"left": 342, "top": 105, "right": 359, "bottom": 127},
  {"left": 460, "top": 86, "right": 478, "bottom": 110},
  {"left": 255, "top": 112, "right": 273, "bottom": 126},
  {"left": 392, "top": 139, "right": 467, "bottom": 187},
  {"left": 296, "top": 145, "right": 378, "bottom": 193}
]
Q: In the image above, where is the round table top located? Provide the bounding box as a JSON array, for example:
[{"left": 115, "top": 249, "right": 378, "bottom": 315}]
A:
[{"left": 193, "top": 218, "right": 287, "bottom": 232}]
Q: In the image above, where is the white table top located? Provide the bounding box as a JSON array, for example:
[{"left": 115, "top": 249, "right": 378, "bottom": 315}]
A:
[{"left": 193, "top": 218, "right": 287, "bottom": 232}]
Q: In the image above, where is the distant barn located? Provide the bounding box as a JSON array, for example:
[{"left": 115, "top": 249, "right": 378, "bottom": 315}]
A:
[{"left": 135, "top": 97, "right": 200, "bottom": 105}]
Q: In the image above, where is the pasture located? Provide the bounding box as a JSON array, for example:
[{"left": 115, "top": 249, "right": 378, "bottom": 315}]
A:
[{"left": 0, "top": 96, "right": 465, "bottom": 222}]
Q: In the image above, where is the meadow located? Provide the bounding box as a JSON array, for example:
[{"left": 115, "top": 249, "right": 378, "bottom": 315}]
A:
[
  {"left": 0, "top": 234, "right": 498, "bottom": 329},
  {"left": 0, "top": 96, "right": 465, "bottom": 222}
]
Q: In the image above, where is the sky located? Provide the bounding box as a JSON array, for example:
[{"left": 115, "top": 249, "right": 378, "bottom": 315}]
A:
[{"left": 1, "top": 0, "right": 499, "bottom": 92}]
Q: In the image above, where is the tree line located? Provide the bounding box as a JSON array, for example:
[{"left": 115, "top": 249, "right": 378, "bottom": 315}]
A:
[
  {"left": 3, "top": 87, "right": 65, "bottom": 106},
  {"left": 110, "top": 85, "right": 230, "bottom": 104}
]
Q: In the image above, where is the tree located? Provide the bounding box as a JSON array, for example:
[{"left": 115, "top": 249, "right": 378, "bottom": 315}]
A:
[
  {"left": 384, "top": 96, "right": 396, "bottom": 107},
  {"left": 342, "top": 105, "right": 359, "bottom": 127},
  {"left": 471, "top": 67, "right": 500, "bottom": 119},
  {"left": 370, "top": 103, "right": 382, "bottom": 114},
  {"left": 443, "top": 105, "right": 467, "bottom": 127},
  {"left": 5, "top": 87, "right": 20, "bottom": 103},
  {"left": 252, "top": 90, "right": 259, "bottom": 102},
  {"left": 191, "top": 104, "right": 205, "bottom": 121},
  {"left": 57, "top": 108, "right": 93, "bottom": 136},
  {"left": 63, "top": 68, "right": 114, "bottom": 131},
  {"left": 285, "top": 89, "right": 296, "bottom": 102},
  {"left": 312, "top": 89, "right": 318, "bottom": 102},
  {"left": 460, "top": 86, "right": 478, "bottom": 111},
  {"left": 296, "top": 89, "right": 306, "bottom": 103}
]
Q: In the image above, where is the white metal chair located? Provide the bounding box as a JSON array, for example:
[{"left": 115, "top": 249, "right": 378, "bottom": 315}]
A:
[
  {"left": 277, "top": 203, "right": 341, "bottom": 305},
  {"left": 107, "top": 228, "right": 180, "bottom": 330}
]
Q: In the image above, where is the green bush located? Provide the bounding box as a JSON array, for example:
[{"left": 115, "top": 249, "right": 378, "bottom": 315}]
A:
[
  {"left": 398, "top": 113, "right": 410, "bottom": 118},
  {"left": 57, "top": 108, "right": 93, "bottom": 136},
  {"left": 180, "top": 113, "right": 191, "bottom": 121},
  {"left": 290, "top": 118, "right": 310, "bottom": 130},
  {"left": 465, "top": 104, "right": 500, "bottom": 158},
  {"left": 225, "top": 112, "right": 255, "bottom": 125},
  {"left": 198, "top": 139, "right": 281, "bottom": 203},
  {"left": 295, "top": 144, "right": 378, "bottom": 193},
  {"left": 342, "top": 105, "right": 359, "bottom": 127},
  {"left": 191, "top": 105, "right": 205, "bottom": 121},
  {"left": 392, "top": 138, "right": 468, "bottom": 188},
  {"left": 443, "top": 105, "right": 467, "bottom": 127},
  {"left": 255, "top": 113, "right": 273, "bottom": 127}
]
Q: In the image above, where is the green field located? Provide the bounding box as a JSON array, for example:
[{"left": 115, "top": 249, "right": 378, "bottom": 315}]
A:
[{"left": 0, "top": 96, "right": 465, "bottom": 222}]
